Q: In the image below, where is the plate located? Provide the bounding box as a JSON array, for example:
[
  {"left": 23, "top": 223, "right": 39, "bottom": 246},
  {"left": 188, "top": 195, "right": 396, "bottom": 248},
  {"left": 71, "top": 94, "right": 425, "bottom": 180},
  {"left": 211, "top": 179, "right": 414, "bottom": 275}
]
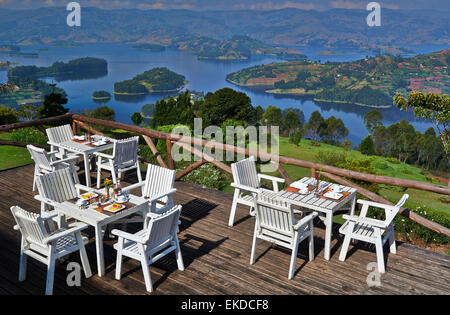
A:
[
  {"left": 104, "top": 203, "right": 126, "bottom": 213},
  {"left": 323, "top": 192, "right": 343, "bottom": 200},
  {"left": 290, "top": 181, "right": 308, "bottom": 190},
  {"left": 80, "top": 192, "right": 98, "bottom": 200},
  {"left": 73, "top": 136, "right": 85, "bottom": 141},
  {"left": 92, "top": 141, "right": 107, "bottom": 147},
  {"left": 115, "top": 197, "right": 130, "bottom": 204}
]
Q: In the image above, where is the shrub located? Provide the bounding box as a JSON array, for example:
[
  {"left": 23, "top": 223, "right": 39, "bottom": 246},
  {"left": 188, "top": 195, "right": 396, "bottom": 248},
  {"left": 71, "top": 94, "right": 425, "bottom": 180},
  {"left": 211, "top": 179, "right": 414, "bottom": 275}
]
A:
[
  {"left": 359, "top": 135, "right": 375, "bottom": 155},
  {"left": 0, "top": 106, "right": 19, "bottom": 125},
  {"left": 10, "top": 127, "right": 48, "bottom": 145},
  {"left": 180, "top": 163, "right": 232, "bottom": 190}
]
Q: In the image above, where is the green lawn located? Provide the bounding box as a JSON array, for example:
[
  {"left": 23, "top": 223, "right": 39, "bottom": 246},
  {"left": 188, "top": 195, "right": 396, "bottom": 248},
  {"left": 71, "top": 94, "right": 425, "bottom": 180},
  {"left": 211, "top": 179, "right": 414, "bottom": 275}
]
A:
[{"left": 0, "top": 145, "right": 33, "bottom": 171}]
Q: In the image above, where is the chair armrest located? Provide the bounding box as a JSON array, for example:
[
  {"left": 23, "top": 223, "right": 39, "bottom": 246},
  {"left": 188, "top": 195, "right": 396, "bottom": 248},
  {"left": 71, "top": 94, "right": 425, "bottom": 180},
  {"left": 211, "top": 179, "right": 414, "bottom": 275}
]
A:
[
  {"left": 111, "top": 229, "right": 146, "bottom": 244},
  {"left": 94, "top": 152, "right": 114, "bottom": 159},
  {"left": 357, "top": 199, "right": 395, "bottom": 211},
  {"left": 13, "top": 225, "right": 20, "bottom": 231},
  {"left": 50, "top": 155, "right": 79, "bottom": 166},
  {"left": 230, "top": 183, "right": 262, "bottom": 194},
  {"left": 342, "top": 214, "right": 387, "bottom": 229},
  {"left": 34, "top": 195, "right": 60, "bottom": 208},
  {"left": 122, "top": 181, "right": 145, "bottom": 193},
  {"left": 147, "top": 189, "right": 177, "bottom": 203},
  {"left": 44, "top": 223, "right": 89, "bottom": 244},
  {"left": 293, "top": 212, "right": 318, "bottom": 231},
  {"left": 258, "top": 173, "right": 285, "bottom": 183},
  {"left": 40, "top": 211, "right": 59, "bottom": 221}
]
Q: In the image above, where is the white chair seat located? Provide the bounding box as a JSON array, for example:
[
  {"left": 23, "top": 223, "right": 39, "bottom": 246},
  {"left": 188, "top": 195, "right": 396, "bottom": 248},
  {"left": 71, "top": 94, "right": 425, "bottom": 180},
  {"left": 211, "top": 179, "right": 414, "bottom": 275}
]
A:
[
  {"left": 339, "top": 221, "right": 378, "bottom": 239},
  {"left": 53, "top": 233, "right": 89, "bottom": 254}
]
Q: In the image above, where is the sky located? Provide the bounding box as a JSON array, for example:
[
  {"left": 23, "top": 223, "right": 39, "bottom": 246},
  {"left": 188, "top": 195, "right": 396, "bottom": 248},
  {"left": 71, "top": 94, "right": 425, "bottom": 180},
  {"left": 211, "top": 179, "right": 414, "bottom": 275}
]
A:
[{"left": 0, "top": 0, "right": 449, "bottom": 11}]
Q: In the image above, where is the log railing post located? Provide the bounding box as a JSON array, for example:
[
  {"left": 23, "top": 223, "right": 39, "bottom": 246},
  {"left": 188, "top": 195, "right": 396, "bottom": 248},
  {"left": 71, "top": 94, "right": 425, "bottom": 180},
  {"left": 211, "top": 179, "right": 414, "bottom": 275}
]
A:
[
  {"left": 143, "top": 135, "right": 168, "bottom": 168},
  {"left": 166, "top": 139, "right": 175, "bottom": 170}
]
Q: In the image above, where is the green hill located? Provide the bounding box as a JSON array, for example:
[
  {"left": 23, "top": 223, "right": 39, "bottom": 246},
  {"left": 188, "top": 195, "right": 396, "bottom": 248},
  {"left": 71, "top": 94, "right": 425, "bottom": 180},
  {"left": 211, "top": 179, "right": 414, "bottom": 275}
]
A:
[
  {"left": 227, "top": 49, "right": 450, "bottom": 107},
  {"left": 114, "top": 67, "right": 186, "bottom": 95}
]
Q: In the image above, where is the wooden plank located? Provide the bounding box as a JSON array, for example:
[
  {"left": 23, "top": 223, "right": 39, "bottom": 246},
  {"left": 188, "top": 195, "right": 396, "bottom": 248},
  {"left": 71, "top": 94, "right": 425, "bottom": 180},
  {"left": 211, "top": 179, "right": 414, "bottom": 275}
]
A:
[
  {"left": 175, "top": 160, "right": 206, "bottom": 180},
  {"left": 166, "top": 139, "right": 175, "bottom": 170}
]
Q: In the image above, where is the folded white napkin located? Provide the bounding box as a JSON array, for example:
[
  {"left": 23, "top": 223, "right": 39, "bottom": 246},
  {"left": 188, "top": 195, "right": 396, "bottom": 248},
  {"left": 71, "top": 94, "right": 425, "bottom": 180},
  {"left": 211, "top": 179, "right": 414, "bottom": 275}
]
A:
[
  {"left": 74, "top": 135, "right": 85, "bottom": 140},
  {"left": 92, "top": 141, "right": 107, "bottom": 147},
  {"left": 332, "top": 185, "right": 343, "bottom": 192},
  {"left": 290, "top": 181, "right": 308, "bottom": 189},
  {"left": 323, "top": 191, "right": 343, "bottom": 200}
]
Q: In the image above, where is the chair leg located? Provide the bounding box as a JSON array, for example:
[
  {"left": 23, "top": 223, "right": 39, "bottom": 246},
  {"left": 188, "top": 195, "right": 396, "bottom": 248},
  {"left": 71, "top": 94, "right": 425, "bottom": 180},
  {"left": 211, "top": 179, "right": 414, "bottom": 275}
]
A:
[
  {"left": 308, "top": 225, "right": 315, "bottom": 262},
  {"left": 339, "top": 233, "right": 352, "bottom": 262},
  {"left": 76, "top": 233, "right": 92, "bottom": 278},
  {"left": 288, "top": 235, "right": 300, "bottom": 280},
  {"left": 111, "top": 165, "right": 117, "bottom": 185},
  {"left": 375, "top": 235, "right": 386, "bottom": 273},
  {"left": 250, "top": 224, "right": 258, "bottom": 265},
  {"left": 388, "top": 227, "right": 396, "bottom": 254},
  {"left": 115, "top": 247, "right": 124, "bottom": 280},
  {"left": 96, "top": 157, "right": 102, "bottom": 189},
  {"left": 174, "top": 235, "right": 185, "bottom": 271},
  {"left": 139, "top": 245, "right": 153, "bottom": 292},
  {"left": 136, "top": 162, "right": 143, "bottom": 195},
  {"left": 18, "top": 239, "right": 27, "bottom": 282},
  {"left": 45, "top": 249, "right": 56, "bottom": 295},
  {"left": 228, "top": 189, "right": 240, "bottom": 227}
]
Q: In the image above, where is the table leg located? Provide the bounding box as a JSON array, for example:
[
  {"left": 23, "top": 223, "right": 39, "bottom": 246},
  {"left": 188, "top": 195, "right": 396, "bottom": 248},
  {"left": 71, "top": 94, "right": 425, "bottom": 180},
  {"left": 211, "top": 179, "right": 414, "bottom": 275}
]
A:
[
  {"left": 350, "top": 194, "right": 357, "bottom": 216},
  {"left": 83, "top": 153, "right": 91, "bottom": 187},
  {"left": 95, "top": 225, "right": 105, "bottom": 277},
  {"left": 324, "top": 212, "right": 333, "bottom": 260}
]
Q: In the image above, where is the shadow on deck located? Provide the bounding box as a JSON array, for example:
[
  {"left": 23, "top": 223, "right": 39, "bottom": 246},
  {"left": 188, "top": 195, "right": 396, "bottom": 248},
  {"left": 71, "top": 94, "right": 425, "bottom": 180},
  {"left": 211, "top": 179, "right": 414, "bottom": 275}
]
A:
[{"left": 0, "top": 164, "right": 449, "bottom": 295}]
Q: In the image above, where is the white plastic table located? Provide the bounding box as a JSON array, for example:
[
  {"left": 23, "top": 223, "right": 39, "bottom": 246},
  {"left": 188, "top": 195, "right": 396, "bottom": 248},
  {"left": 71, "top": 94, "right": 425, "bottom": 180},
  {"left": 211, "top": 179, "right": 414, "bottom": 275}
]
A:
[
  {"left": 275, "top": 177, "right": 357, "bottom": 260},
  {"left": 48, "top": 135, "right": 114, "bottom": 187},
  {"left": 53, "top": 191, "right": 148, "bottom": 277}
]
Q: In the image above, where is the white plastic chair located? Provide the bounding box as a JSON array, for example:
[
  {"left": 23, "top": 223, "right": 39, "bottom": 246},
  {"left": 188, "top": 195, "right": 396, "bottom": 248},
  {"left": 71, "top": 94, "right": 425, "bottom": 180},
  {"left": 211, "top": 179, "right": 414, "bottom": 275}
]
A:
[
  {"left": 10, "top": 205, "right": 92, "bottom": 295},
  {"left": 95, "top": 136, "right": 142, "bottom": 188},
  {"left": 251, "top": 194, "right": 317, "bottom": 279},
  {"left": 338, "top": 194, "right": 409, "bottom": 273},
  {"left": 45, "top": 124, "right": 76, "bottom": 159},
  {"left": 117, "top": 164, "right": 177, "bottom": 228},
  {"left": 229, "top": 156, "right": 285, "bottom": 226},
  {"left": 27, "top": 144, "right": 79, "bottom": 191},
  {"left": 112, "top": 205, "right": 184, "bottom": 292}
]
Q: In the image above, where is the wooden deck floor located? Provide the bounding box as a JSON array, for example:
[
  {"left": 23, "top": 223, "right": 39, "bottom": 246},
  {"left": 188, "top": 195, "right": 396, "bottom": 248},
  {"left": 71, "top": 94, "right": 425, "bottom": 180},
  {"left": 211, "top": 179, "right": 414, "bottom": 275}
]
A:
[{"left": 0, "top": 164, "right": 449, "bottom": 295}]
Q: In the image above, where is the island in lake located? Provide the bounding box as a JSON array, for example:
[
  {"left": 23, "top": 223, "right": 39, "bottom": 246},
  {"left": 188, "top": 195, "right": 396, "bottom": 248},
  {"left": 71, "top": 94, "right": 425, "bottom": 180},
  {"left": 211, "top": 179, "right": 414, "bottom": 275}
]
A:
[
  {"left": 92, "top": 90, "right": 112, "bottom": 102},
  {"left": 114, "top": 67, "right": 187, "bottom": 95},
  {"left": 226, "top": 49, "right": 450, "bottom": 108}
]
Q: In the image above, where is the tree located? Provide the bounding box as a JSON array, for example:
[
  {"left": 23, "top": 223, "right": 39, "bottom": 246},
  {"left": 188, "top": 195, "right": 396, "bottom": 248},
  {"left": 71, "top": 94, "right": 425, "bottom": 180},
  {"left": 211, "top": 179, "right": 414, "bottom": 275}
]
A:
[
  {"left": 359, "top": 135, "right": 375, "bottom": 155},
  {"left": 18, "top": 104, "right": 38, "bottom": 121},
  {"left": 0, "top": 106, "right": 19, "bottom": 125},
  {"left": 341, "top": 139, "right": 353, "bottom": 151},
  {"left": 320, "top": 116, "right": 348, "bottom": 145},
  {"left": 282, "top": 110, "right": 300, "bottom": 136},
  {"left": 199, "top": 88, "right": 256, "bottom": 126},
  {"left": 37, "top": 92, "right": 68, "bottom": 119},
  {"left": 306, "top": 110, "right": 325, "bottom": 143},
  {"left": 363, "top": 109, "right": 383, "bottom": 134},
  {"left": 262, "top": 105, "right": 283, "bottom": 128},
  {"left": 131, "top": 112, "right": 143, "bottom": 126},
  {"left": 255, "top": 105, "right": 264, "bottom": 123},
  {"left": 92, "top": 106, "right": 115, "bottom": 121},
  {"left": 394, "top": 91, "right": 449, "bottom": 163},
  {"left": 289, "top": 129, "right": 303, "bottom": 146}
]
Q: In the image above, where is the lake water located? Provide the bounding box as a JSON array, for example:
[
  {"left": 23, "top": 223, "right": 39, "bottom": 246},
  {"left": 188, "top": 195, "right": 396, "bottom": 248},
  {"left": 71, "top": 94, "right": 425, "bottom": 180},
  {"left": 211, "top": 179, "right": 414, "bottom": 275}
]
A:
[{"left": 0, "top": 43, "right": 445, "bottom": 145}]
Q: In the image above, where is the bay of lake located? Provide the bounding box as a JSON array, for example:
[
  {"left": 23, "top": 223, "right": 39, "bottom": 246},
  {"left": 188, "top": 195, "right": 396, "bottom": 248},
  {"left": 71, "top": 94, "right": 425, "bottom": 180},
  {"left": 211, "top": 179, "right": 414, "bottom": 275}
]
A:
[{"left": 0, "top": 43, "right": 445, "bottom": 145}]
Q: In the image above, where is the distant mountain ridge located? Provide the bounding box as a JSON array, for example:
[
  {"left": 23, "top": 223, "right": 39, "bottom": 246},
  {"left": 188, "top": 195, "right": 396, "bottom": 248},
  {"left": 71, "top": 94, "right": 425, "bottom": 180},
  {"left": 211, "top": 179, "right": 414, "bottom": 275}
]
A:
[{"left": 0, "top": 7, "right": 448, "bottom": 50}]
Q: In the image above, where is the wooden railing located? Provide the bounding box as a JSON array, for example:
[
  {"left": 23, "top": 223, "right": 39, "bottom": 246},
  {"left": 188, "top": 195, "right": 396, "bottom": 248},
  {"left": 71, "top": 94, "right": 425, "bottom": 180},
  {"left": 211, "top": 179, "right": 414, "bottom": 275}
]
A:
[{"left": 1, "top": 113, "right": 449, "bottom": 237}]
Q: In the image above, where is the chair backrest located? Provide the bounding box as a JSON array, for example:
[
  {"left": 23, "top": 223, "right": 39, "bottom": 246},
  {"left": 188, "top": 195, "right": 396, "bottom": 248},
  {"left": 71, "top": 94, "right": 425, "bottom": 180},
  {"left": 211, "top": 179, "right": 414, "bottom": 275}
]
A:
[
  {"left": 27, "top": 145, "right": 53, "bottom": 172},
  {"left": 143, "top": 164, "right": 176, "bottom": 204},
  {"left": 231, "top": 156, "right": 259, "bottom": 189},
  {"left": 253, "top": 193, "right": 295, "bottom": 244},
  {"left": 112, "top": 136, "right": 139, "bottom": 167},
  {"left": 46, "top": 124, "right": 73, "bottom": 144},
  {"left": 36, "top": 168, "right": 78, "bottom": 203},
  {"left": 10, "top": 206, "right": 48, "bottom": 248},
  {"left": 145, "top": 205, "right": 181, "bottom": 245},
  {"left": 385, "top": 194, "right": 409, "bottom": 225}
]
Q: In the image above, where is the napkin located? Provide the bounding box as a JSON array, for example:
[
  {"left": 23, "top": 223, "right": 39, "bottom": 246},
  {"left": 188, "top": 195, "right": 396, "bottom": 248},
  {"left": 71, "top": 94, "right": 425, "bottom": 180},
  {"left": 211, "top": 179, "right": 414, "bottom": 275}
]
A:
[
  {"left": 323, "top": 191, "right": 343, "bottom": 200},
  {"left": 92, "top": 141, "right": 107, "bottom": 147},
  {"left": 74, "top": 135, "right": 85, "bottom": 140},
  {"left": 290, "top": 181, "right": 308, "bottom": 190}
]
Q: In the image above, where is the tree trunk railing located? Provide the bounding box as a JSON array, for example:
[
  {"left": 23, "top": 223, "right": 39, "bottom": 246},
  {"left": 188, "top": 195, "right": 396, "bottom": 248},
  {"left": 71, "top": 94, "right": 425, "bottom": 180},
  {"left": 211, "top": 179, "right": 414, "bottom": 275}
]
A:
[{"left": 1, "top": 113, "right": 449, "bottom": 238}]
